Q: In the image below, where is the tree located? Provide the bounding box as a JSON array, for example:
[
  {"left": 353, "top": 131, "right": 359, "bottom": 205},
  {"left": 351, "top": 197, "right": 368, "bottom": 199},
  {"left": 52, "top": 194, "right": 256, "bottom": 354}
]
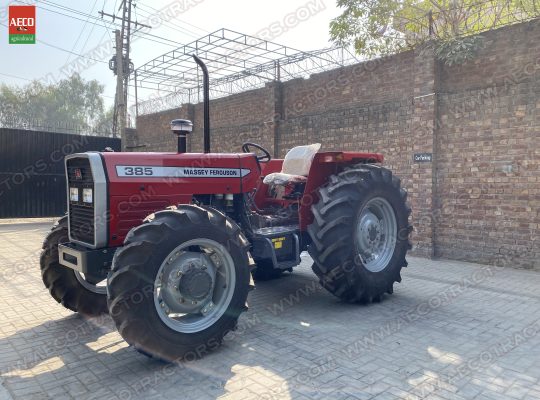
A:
[
  {"left": 0, "top": 74, "right": 113, "bottom": 135},
  {"left": 330, "top": 0, "right": 540, "bottom": 65},
  {"left": 94, "top": 106, "right": 115, "bottom": 134}
]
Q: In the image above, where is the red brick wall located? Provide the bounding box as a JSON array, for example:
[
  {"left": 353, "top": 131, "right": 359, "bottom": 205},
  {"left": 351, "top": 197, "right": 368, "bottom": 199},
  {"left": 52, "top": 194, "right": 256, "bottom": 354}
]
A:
[
  {"left": 189, "top": 85, "right": 276, "bottom": 154},
  {"left": 278, "top": 49, "right": 435, "bottom": 257},
  {"left": 134, "top": 86, "right": 276, "bottom": 155},
  {"left": 282, "top": 51, "right": 415, "bottom": 121},
  {"left": 435, "top": 21, "right": 540, "bottom": 268},
  {"left": 131, "top": 108, "right": 180, "bottom": 151},
  {"left": 134, "top": 21, "right": 540, "bottom": 269}
]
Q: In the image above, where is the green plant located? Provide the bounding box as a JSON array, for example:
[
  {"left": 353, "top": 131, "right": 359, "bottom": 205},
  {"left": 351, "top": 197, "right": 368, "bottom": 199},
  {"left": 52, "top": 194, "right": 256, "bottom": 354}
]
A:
[{"left": 330, "top": 0, "right": 539, "bottom": 65}]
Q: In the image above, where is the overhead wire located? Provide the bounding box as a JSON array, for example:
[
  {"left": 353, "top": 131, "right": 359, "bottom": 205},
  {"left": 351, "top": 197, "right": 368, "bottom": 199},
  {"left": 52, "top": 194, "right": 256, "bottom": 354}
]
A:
[
  {"left": 29, "top": 0, "right": 233, "bottom": 61},
  {"left": 64, "top": 0, "right": 100, "bottom": 65},
  {"left": 136, "top": 1, "right": 207, "bottom": 34},
  {"left": 22, "top": 0, "right": 203, "bottom": 50},
  {"left": 0, "top": 20, "right": 109, "bottom": 64},
  {"left": 135, "top": 2, "right": 206, "bottom": 33},
  {"left": 134, "top": 3, "right": 204, "bottom": 39},
  {"left": 77, "top": 0, "right": 103, "bottom": 56},
  {"left": 0, "top": 71, "right": 35, "bottom": 82}
]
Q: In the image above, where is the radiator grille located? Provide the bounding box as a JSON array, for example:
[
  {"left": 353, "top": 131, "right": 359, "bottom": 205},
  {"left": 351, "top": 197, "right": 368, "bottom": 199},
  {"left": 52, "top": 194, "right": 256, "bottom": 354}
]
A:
[{"left": 66, "top": 157, "right": 95, "bottom": 245}]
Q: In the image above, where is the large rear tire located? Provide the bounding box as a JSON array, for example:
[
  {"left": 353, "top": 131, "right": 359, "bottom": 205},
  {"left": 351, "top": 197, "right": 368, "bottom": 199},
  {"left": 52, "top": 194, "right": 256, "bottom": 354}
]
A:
[
  {"left": 307, "top": 164, "right": 412, "bottom": 303},
  {"left": 107, "top": 205, "right": 254, "bottom": 362},
  {"left": 40, "top": 216, "right": 108, "bottom": 316}
]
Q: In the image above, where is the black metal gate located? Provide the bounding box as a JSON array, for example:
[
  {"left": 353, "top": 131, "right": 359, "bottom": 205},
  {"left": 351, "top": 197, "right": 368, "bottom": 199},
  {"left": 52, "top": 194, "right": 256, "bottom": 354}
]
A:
[{"left": 0, "top": 128, "right": 120, "bottom": 218}]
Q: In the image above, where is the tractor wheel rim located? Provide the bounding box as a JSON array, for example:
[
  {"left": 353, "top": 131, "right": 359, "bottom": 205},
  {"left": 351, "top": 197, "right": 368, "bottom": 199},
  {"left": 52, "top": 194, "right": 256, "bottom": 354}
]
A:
[
  {"left": 153, "top": 238, "right": 236, "bottom": 334},
  {"left": 74, "top": 271, "right": 107, "bottom": 294},
  {"left": 355, "top": 197, "right": 397, "bottom": 273}
]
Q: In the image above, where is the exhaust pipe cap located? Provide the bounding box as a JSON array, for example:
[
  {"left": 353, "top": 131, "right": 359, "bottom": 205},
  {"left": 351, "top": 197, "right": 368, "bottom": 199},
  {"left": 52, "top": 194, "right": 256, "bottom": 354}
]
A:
[{"left": 170, "top": 119, "right": 193, "bottom": 135}]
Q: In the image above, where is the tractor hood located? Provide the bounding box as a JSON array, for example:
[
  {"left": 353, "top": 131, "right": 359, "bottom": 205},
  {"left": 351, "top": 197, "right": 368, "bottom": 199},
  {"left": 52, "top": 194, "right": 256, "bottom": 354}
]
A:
[
  {"left": 65, "top": 151, "right": 261, "bottom": 248},
  {"left": 99, "top": 152, "right": 261, "bottom": 196}
]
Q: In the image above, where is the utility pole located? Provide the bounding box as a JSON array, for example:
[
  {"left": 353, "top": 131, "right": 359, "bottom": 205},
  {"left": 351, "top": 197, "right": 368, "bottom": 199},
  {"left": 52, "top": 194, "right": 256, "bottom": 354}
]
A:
[
  {"left": 114, "top": 29, "right": 125, "bottom": 143},
  {"left": 100, "top": 0, "right": 150, "bottom": 148}
]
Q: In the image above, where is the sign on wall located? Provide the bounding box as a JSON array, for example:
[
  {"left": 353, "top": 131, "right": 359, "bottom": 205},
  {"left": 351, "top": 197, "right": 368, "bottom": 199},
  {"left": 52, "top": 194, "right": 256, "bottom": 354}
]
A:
[{"left": 413, "top": 153, "right": 433, "bottom": 163}]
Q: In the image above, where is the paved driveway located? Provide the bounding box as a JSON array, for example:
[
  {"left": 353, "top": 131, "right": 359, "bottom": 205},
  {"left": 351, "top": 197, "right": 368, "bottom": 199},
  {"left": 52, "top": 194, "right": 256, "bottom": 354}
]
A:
[{"left": 0, "top": 222, "right": 539, "bottom": 400}]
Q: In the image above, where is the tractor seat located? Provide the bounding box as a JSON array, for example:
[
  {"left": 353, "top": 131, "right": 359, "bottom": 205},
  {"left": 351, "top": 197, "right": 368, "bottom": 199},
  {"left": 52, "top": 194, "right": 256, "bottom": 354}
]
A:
[{"left": 263, "top": 143, "right": 321, "bottom": 186}]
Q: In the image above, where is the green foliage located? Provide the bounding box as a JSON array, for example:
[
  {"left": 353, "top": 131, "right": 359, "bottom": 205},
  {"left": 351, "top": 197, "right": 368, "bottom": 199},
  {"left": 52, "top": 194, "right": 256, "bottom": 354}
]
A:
[
  {"left": 431, "top": 35, "right": 485, "bottom": 65},
  {"left": 0, "top": 74, "right": 112, "bottom": 135},
  {"left": 330, "top": 0, "right": 540, "bottom": 65},
  {"left": 94, "top": 106, "right": 114, "bottom": 134}
]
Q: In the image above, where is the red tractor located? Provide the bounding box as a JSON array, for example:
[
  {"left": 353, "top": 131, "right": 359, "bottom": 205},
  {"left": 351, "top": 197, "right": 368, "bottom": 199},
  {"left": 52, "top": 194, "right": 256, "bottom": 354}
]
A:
[{"left": 40, "top": 56, "right": 412, "bottom": 362}]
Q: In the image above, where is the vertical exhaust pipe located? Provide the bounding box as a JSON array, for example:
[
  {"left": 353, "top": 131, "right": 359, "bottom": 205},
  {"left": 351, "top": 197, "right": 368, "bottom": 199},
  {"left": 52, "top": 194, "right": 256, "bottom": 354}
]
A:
[{"left": 193, "top": 55, "right": 210, "bottom": 153}]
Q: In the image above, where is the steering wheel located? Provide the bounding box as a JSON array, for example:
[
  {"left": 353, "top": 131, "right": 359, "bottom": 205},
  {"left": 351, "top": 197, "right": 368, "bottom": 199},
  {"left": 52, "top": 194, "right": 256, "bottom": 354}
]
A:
[{"left": 242, "top": 142, "right": 271, "bottom": 163}]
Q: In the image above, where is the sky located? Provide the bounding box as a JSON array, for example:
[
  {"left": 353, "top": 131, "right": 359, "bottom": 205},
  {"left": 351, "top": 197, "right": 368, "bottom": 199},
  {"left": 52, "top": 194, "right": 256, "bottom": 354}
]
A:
[{"left": 1, "top": 0, "right": 342, "bottom": 114}]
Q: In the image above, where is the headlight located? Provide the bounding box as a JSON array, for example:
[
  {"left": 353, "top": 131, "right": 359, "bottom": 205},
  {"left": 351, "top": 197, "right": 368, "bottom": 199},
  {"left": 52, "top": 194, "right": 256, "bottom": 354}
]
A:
[
  {"left": 83, "top": 188, "right": 93, "bottom": 203},
  {"left": 70, "top": 187, "right": 78, "bottom": 202}
]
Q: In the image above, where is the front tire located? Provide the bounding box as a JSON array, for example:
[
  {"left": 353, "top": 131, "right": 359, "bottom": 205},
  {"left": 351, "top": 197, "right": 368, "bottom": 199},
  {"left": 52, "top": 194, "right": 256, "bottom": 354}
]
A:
[
  {"left": 107, "top": 205, "right": 254, "bottom": 362},
  {"left": 307, "top": 164, "right": 412, "bottom": 303},
  {"left": 40, "top": 216, "right": 108, "bottom": 316}
]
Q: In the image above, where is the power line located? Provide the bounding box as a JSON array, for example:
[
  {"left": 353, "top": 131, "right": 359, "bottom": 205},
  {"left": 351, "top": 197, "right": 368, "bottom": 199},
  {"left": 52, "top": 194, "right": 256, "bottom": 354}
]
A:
[
  {"left": 83, "top": 18, "right": 108, "bottom": 55},
  {"left": 18, "top": 0, "right": 201, "bottom": 54},
  {"left": 28, "top": 0, "right": 117, "bottom": 45},
  {"left": 0, "top": 71, "right": 35, "bottom": 82},
  {"left": 0, "top": 21, "right": 109, "bottom": 65},
  {"left": 38, "top": 0, "right": 112, "bottom": 25},
  {"left": 136, "top": 2, "right": 206, "bottom": 35},
  {"left": 40, "top": 38, "right": 109, "bottom": 64},
  {"left": 96, "top": 7, "right": 187, "bottom": 49},
  {"left": 132, "top": 30, "right": 184, "bottom": 47},
  {"left": 100, "top": 0, "right": 145, "bottom": 140},
  {"left": 64, "top": 0, "right": 100, "bottom": 65},
  {"left": 98, "top": 9, "right": 151, "bottom": 30},
  {"left": 15, "top": 0, "right": 186, "bottom": 63},
  {"left": 134, "top": 4, "right": 204, "bottom": 39},
  {"left": 14, "top": 0, "right": 111, "bottom": 29},
  {"left": 78, "top": 0, "right": 104, "bottom": 55}
]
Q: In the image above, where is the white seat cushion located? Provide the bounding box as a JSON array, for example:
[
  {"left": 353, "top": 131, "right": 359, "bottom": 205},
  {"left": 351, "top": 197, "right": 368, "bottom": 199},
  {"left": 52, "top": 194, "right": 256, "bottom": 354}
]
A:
[
  {"left": 263, "top": 143, "right": 321, "bottom": 186},
  {"left": 262, "top": 172, "right": 307, "bottom": 186}
]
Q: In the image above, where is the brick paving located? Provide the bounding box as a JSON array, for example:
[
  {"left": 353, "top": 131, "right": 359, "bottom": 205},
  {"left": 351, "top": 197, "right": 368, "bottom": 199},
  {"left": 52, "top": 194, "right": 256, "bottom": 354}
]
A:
[{"left": 0, "top": 221, "right": 539, "bottom": 400}]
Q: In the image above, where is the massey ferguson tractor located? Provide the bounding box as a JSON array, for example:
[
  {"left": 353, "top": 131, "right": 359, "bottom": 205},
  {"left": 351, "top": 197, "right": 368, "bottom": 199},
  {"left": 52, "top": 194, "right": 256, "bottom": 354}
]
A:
[{"left": 40, "top": 56, "right": 412, "bottom": 362}]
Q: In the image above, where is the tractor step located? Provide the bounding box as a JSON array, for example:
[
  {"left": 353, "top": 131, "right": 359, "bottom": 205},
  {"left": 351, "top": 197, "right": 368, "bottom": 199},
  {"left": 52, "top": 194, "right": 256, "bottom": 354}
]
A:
[
  {"left": 249, "top": 210, "right": 299, "bottom": 229},
  {"left": 251, "top": 225, "right": 301, "bottom": 270}
]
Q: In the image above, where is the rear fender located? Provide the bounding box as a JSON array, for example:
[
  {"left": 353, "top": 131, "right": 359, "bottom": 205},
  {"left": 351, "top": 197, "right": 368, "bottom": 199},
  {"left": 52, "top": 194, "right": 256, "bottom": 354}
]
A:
[{"left": 299, "top": 152, "right": 383, "bottom": 230}]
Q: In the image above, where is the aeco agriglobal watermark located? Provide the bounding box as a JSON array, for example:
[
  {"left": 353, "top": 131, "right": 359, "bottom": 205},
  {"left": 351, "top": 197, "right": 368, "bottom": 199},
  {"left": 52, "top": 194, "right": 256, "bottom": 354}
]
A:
[{"left": 8, "top": 5, "right": 35, "bottom": 44}]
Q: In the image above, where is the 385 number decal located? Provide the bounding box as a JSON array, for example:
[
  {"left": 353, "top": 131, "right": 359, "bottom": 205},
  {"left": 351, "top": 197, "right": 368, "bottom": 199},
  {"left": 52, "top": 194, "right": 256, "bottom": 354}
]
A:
[
  {"left": 122, "top": 167, "right": 153, "bottom": 176},
  {"left": 115, "top": 165, "right": 251, "bottom": 178}
]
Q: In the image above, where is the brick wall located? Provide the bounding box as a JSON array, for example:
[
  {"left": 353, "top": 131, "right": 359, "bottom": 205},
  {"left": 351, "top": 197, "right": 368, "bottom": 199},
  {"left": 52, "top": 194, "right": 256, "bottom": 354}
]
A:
[
  {"left": 435, "top": 21, "right": 540, "bottom": 268},
  {"left": 134, "top": 21, "right": 540, "bottom": 270},
  {"left": 189, "top": 86, "right": 276, "bottom": 154}
]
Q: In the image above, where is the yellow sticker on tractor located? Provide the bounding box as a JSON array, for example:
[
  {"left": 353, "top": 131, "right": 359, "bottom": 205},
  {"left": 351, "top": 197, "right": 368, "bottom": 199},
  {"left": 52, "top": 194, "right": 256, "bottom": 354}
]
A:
[{"left": 271, "top": 237, "right": 285, "bottom": 249}]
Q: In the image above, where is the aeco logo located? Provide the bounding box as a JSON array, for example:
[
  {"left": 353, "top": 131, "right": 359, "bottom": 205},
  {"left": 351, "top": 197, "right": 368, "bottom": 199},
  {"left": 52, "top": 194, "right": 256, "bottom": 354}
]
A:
[{"left": 8, "top": 5, "right": 36, "bottom": 44}]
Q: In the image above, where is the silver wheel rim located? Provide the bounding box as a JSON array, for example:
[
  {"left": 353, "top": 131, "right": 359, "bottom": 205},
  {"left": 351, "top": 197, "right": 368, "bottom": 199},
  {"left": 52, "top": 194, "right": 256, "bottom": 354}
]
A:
[
  {"left": 74, "top": 271, "right": 107, "bottom": 294},
  {"left": 153, "top": 239, "right": 236, "bottom": 334},
  {"left": 355, "top": 197, "right": 397, "bottom": 273}
]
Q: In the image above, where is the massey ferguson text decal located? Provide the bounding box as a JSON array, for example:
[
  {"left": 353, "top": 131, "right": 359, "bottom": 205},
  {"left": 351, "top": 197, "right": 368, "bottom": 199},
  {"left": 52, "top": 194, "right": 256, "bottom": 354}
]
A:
[
  {"left": 9, "top": 5, "right": 36, "bottom": 44},
  {"left": 116, "top": 166, "right": 251, "bottom": 178}
]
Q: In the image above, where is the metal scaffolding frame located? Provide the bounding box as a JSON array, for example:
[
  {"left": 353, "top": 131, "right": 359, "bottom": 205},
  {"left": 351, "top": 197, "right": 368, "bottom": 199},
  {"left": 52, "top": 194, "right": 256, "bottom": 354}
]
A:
[{"left": 134, "top": 28, "right": 360, "bottom": 115}]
